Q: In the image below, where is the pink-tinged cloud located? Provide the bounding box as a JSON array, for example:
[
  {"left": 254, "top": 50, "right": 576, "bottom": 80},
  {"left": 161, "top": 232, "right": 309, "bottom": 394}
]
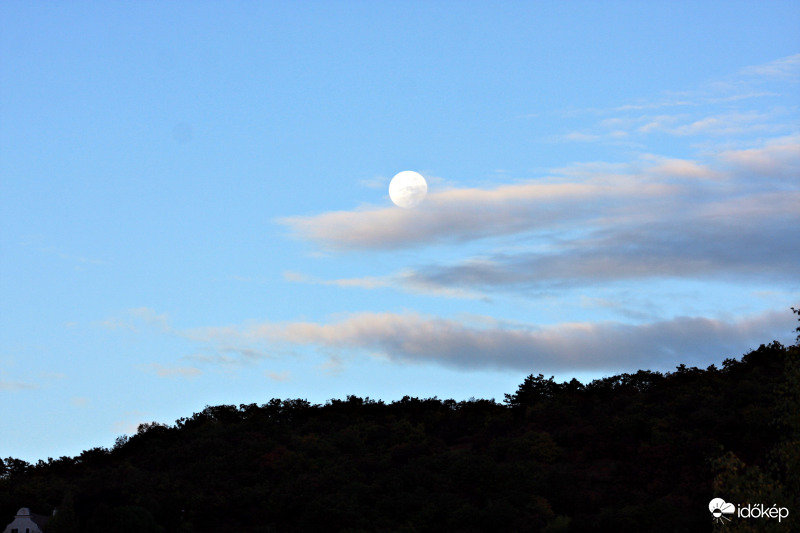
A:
[
  {"left": 641, "top": 155, "right": 721, "bottom": 180},
  {"left": 251, "top": 309, "right": 793, "bottom": 373},
  {"left": 280, "top": 178, "right": 674, "bottom": 251},
  {"left": 720, "top": 135, "right": 800, "bottom": 178},
  {"left": 280, "top": 137, "right": 797, "bottom": 253}
]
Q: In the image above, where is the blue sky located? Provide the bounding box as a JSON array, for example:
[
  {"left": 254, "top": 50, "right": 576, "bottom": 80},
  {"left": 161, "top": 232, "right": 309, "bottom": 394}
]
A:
[{"left": 1, "top": 1, "right": 799, "bottom": 463}]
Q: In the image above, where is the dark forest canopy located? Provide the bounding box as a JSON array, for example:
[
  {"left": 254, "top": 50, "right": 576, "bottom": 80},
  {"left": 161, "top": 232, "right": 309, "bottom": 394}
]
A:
[{"left": 2, "top": 310, "right": 799, "bottom": 532}]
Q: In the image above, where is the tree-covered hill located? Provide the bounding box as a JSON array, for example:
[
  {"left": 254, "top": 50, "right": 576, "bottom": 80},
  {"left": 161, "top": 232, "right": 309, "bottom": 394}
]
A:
[{"left": 2, "top": 311, "right": 798, "bottom": 532}]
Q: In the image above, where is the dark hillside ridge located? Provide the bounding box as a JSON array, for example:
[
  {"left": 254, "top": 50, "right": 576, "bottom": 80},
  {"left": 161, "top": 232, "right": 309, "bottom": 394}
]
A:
[{"left": 2, "top": 317, "right": 798, "bottom": 532}]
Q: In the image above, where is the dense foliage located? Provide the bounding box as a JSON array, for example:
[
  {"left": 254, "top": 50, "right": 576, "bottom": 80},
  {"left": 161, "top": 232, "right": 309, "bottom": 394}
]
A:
[{"left": 2, "top": 312, "right": 798, "bottom": 532}]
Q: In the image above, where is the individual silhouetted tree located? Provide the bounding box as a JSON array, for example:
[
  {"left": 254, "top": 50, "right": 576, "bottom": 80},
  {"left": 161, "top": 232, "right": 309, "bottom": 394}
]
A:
[{"left": 504, "top": 373, "right": 560, "bottom": 408}]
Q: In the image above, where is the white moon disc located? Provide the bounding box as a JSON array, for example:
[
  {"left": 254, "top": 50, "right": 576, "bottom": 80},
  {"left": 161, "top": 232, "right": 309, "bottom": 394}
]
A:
[{"left": 389, "top": 170, "right": 427, "bottom": 208}]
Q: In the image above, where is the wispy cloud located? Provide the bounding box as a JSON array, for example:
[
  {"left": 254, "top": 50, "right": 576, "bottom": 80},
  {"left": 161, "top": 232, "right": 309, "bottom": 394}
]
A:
[
  {"left": 560, "top": 130, "right": 630, "bottom": 142},
  {"left": 359, "top": 175, "right": 390, "bottom": 189},
  {"left": 561, "top": 54, "right": 799, "bottom": 144},
  {"left": 182, "top": 352, "right": 242, "bottom": 366},
  {"left": 99, "top": 307, "right": 171, "bottom": 333},
  {"left": 146, "top": 363, "right": 202, "bottom": 379},
  {"left": 265, "top": 370, "right": 291, "bottom": 382},
  {"left": 130, "top": 307, "right": 171, "bottom": 332},
  {"left": 657, "top": 110, "right": 778, "bottom": 137},
  {"left": 285, "top": 271, "right": 392, "bottom": 290},
  {"left": 740, "top": 53, "right": 800, "bottom": 79},
  {"left": 0, "top": 380, "right": 38, "bottom": 391},
  {"left": 284, "top": 270, "right": 488, "bottom": 300},
  {"left": 615, "top": 99, "right": 696, "bottom": 112},
  {"left": 112, "top": 411, "right": 149, "bottom": 435},
  {"left": 567, "top": 108, "right": 786, "bottom": 141},
  {"left": 19, "top": 240, "right": 110, "bottom": 270},
  {"left": 102, "top": 308, "right": 275, "bottom": 368},
  {"left": 71, "top": 397, "right": 90, "bottom": 408},
  {"left": 98, "top": 318, "right": 140, "bottom": 332}
]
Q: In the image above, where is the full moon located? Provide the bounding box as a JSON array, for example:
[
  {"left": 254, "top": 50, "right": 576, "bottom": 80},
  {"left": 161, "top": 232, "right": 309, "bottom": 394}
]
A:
[{"left": 389, "top": 170, "right": 428, "bottom": 208}]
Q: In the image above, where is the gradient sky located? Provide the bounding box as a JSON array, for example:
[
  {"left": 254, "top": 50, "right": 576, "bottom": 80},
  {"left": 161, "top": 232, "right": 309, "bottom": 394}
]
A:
[{"left": 2, "top": 1, "right": 799, "bottom": 463}]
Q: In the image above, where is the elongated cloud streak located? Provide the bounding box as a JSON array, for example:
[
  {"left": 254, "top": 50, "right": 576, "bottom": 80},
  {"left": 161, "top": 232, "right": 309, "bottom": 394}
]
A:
[
  {"left": 281, "top": 177, "right": 674, "bottom": 251},
  {"left": 139, "top": 308, "right": 791, "bottom": 373},
  {"left": 232, "top": 309, "right": 793, "bottom": 373},
  {"left": 405, "top": 189, "right": 800, "bottom": 292}
]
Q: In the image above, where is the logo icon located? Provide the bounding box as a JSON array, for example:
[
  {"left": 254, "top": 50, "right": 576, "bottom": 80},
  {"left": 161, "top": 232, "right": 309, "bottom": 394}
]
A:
[{"left": 710, "top": 498, "right": 736, "bottom": 524}]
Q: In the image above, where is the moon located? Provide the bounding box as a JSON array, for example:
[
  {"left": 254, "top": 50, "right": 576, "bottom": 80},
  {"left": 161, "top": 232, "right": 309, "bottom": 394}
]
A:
[{"left": 389, "top": 171, "right": 428, "bottom": 208}]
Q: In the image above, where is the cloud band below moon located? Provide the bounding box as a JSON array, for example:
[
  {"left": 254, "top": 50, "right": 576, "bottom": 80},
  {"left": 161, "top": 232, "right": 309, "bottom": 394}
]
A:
[{"left": 119, "top": 308, "right": 796, "bottom": 375}]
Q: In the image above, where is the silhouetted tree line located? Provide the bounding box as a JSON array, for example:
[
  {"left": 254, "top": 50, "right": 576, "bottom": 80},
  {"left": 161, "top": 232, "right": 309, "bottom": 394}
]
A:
[{"left": 2, "top": 309, "right": 798, "bottom": 532}]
